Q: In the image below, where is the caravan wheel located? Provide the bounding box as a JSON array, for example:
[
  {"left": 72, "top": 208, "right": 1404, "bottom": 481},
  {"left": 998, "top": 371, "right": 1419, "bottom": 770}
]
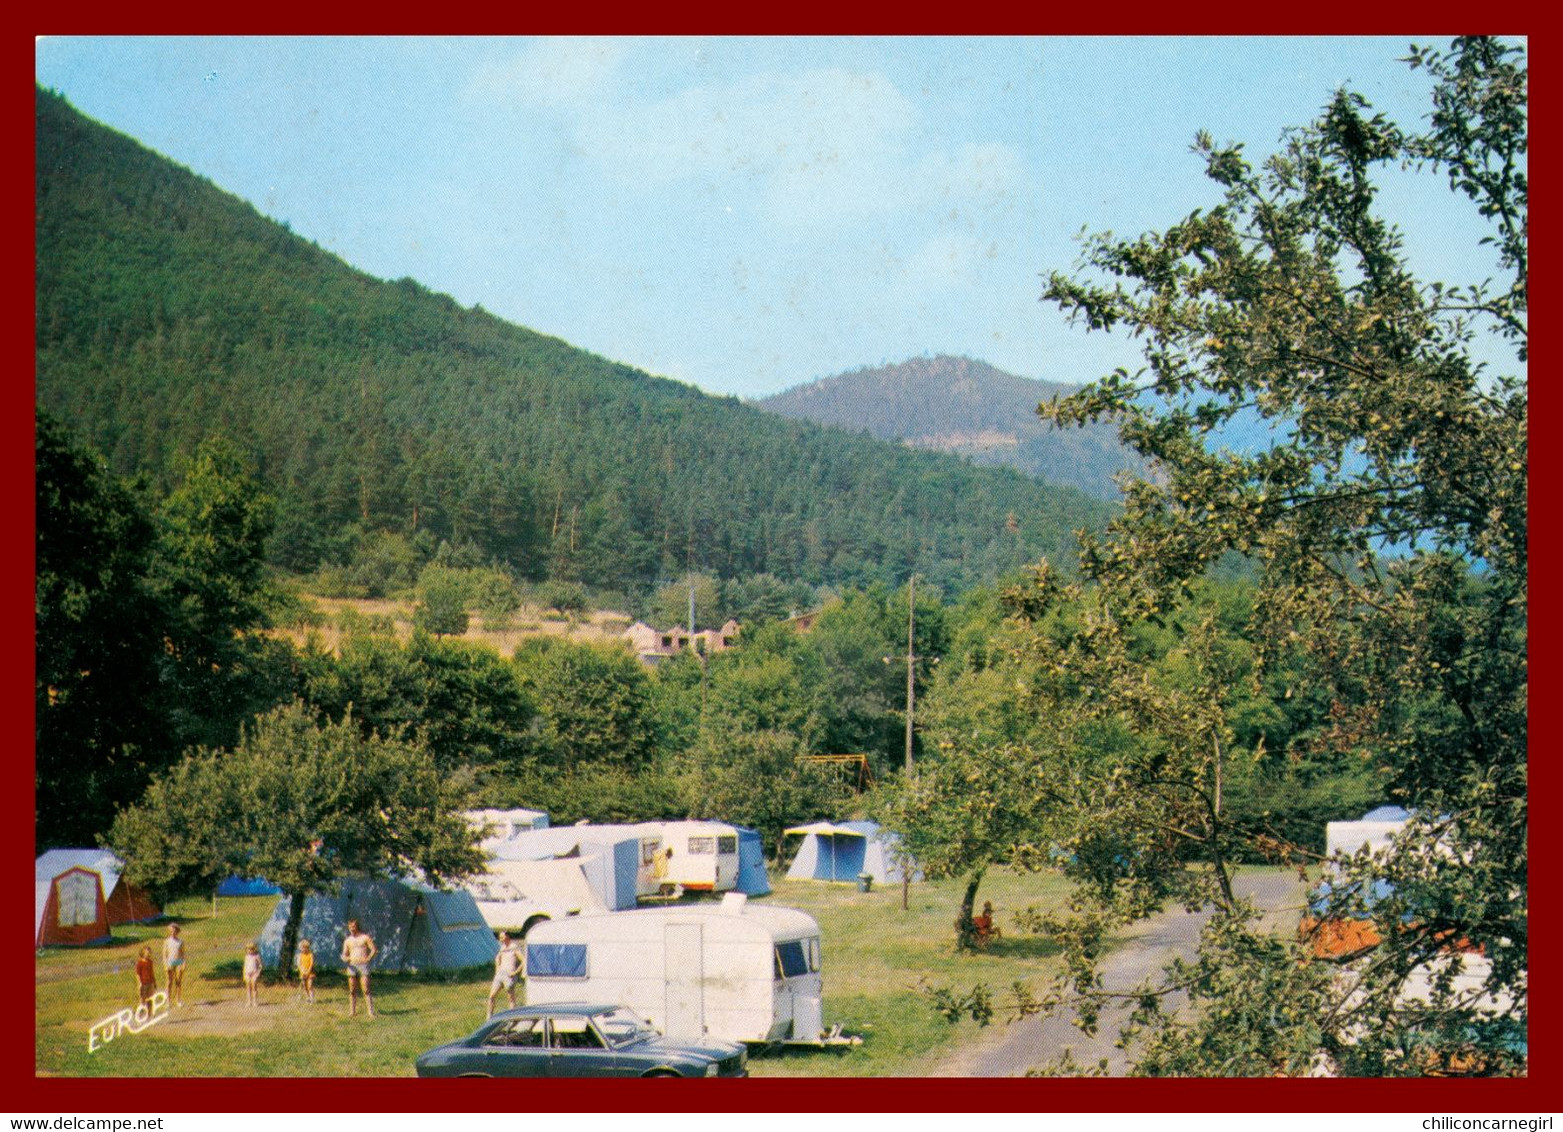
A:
[{"left": 641, "top": 1069, "right": 682, "bottom": 1078}]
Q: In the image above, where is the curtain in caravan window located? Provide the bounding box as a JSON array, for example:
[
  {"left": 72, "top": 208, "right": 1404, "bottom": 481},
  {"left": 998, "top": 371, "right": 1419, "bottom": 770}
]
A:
[{"left": 527, "top": 943, "right": 588, "bottom": 977}]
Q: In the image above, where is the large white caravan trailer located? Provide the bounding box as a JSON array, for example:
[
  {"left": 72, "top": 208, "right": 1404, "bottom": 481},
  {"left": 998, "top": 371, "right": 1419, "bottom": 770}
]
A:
[{"left": 524, "top": 897, "right": 831, "bottom": 1044}]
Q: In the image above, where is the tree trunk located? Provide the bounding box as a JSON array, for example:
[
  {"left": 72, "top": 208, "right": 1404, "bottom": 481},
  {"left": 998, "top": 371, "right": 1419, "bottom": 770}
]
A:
[
  {"left": 954, "top": 868, "right": 985, "bottom": 951},
  {"left": 278, "top": 890, "right": 306, "bottom": 979}
]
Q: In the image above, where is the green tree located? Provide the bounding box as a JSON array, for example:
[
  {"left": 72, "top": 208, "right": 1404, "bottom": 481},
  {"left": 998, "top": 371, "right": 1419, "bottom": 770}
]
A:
[
  {"left": 677, "top": 729, "right": 849, "bottom": 859},
  {"left": 413, "top": 563, "right": 471, "bottom": 637},
  {"left": 515, "top": 639, "right": 661, "bottom": 771},
  {"left": 35, "top": 413, "right": 164, "bottom": 846},
  {"left": 151, "top": 435, "right": 282, "bottom": 755},
  {"left": 108, "top": 701, "right": 485, "bottom": 975},
  {"left": 298, "top": 631, "right": 537, "bottom": 774},
  {"left": 1023, "top": 37, "right": 1525, "bottom": 1073}
]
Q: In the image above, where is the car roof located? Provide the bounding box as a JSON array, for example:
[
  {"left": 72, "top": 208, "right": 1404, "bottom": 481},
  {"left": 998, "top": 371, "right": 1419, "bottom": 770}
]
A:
[{"left": 487, "top": 1003, "right": 625, "bottom": 1022}]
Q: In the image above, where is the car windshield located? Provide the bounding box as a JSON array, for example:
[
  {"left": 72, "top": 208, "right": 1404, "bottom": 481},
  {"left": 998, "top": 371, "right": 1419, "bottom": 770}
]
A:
[{"left": 591, "top": 1007, "right": 660, "bottom": 1048}]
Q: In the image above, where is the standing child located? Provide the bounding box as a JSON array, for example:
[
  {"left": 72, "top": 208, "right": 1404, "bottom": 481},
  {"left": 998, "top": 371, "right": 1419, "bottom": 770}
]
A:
[
  {"left": 242, "top": 942, "right": 262, "bottom": 1006},
  {"left": 134, "top": 945, "right": 157, "bottom": 1006},
  {"left": 162, "top": 923, "right": 186, "bottom": 1007},
  {"left": 296, "top": 939, "right": 316, "bottom": 1004}
]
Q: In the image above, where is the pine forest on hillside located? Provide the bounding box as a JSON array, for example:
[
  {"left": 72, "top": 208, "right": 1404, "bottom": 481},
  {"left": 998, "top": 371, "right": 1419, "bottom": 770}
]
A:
[{"left": 35, "top": 88, "right": 1110, "bottom": 599}]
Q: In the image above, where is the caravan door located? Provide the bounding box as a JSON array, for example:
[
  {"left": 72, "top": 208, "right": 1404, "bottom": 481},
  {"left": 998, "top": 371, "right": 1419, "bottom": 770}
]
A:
[{"left": 663, "top": 922, "right": 704, "bottom": 1040}]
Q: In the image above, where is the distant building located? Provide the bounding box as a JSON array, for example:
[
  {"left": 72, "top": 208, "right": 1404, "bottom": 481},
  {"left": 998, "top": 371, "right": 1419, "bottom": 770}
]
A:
[
  {"left": 624, "top": 619, "right": 740, "bottom": 665},
  {"left": 787, "top": 609, "right": 824, "bottom": 634}
]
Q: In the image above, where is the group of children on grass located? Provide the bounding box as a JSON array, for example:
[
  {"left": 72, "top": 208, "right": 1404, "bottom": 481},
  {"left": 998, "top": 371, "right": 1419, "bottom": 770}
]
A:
[
  {"left": 133, "top": 920, "right": 383, "bottom": 1015},
  {"left": 130, "top": 918, "right": 526, "bottom": 1021}
]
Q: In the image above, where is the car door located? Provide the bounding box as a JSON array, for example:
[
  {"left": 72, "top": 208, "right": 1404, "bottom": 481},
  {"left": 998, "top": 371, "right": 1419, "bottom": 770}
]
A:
[
  {"left": 545, "top": 1015, "right": 621, "bottom": 1077},
  {"left": 475, "top": 1016, "right": 548, "bottom": 1077}
]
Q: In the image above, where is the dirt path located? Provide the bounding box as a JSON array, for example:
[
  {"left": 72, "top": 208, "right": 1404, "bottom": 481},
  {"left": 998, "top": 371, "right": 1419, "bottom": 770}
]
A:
[{"left": 928, "top": 869, "right": 1309, "bottom": 1076}]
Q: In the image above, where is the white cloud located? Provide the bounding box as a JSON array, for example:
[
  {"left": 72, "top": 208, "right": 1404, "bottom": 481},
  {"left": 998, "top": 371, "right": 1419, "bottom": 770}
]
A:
[
  {"left": 468, "top": 37, "right": 628, "bottom": 108},
  {"left": 464, "top": 45, "right": 1029, "bottom": 235}
]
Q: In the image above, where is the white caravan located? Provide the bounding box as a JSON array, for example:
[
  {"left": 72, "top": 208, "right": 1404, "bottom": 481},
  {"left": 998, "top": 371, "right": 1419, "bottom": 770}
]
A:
[
  {"left": 648, "top": 821, "right": 740, "bottom": 893},
  {"left": 525, "top": 896, "right": 832, "bottom": 1044}
]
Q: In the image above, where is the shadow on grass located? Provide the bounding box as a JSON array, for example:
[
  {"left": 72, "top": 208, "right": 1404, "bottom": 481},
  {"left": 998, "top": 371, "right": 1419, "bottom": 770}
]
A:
[
  {"left": 200, "top": 964, "right": 493, "bottom": 989},
  {"left": 971, "top": 935, "right": 1064, "bottom": 960},
  {"left": 748, "top": 1039, "right": 866, "bottom": 1063}
]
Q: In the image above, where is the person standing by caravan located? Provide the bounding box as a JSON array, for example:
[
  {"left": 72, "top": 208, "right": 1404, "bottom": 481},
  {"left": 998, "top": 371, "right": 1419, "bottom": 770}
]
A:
[
  {"left": 487, "top": 931, "right": 523, "bottom": 1018},
  {"left": 341, "top": 919, "right": 377, "bottom": 1017},
  {"left": 162, "top": 923, "right": 186, "bottom": 1007}
]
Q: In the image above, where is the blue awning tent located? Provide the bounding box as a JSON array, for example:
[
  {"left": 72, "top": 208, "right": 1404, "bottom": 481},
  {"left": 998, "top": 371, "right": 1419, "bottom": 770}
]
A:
[
  {"left": 258, "top": 876, "right": 497, "bottom": 973},
  {"left": 783, "top": 820, "right": 919, "bottom": 884},
  {"left": 735, "top": 827, "right": 771, "bottom": 896},
  {"left": 216, "top": 876, "right": 283, "bottom": 896}
]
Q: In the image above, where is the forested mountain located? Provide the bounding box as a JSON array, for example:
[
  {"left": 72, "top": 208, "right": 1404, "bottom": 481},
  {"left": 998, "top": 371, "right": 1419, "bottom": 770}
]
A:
[
  {"left": 756, "top": 356, "right": 1144, "bottom": 499},
  {"left": 35, "top": 88, "right": 1111, "bottom": 596}
]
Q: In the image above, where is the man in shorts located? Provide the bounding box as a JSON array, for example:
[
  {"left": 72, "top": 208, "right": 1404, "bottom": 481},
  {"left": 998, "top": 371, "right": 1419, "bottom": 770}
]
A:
[
  {"left": 340, "top": 919, "right": 377, "bottom": 1018},
  {"left": 162, "top": 922, "right": 186, "bottom": 1007},
  {"left": 487, "top": 931, "right": 523, "bottom": 1018}
]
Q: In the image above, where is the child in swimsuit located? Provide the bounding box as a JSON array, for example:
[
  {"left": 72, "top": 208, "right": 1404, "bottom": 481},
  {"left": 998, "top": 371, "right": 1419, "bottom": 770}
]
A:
[
  {"left": 296, "top": 939, "right": 316, "bottom": 1004},
  {"left": 242, "top": 942, "right": 262, "bottom": 1006}
]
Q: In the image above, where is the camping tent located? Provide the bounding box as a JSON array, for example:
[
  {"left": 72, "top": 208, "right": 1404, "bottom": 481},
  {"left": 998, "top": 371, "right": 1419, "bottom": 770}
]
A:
[
  {"left": 35, "top": 849, "right": 159, "bottom": 927},
  {"left": 257, "top": 877, "right": 497, "bottom": 972},
  {"left": 216, "top": 876, "right": 283, "bottom": 896},
  {"left": 735, "top": 827, "right": 772, "bottom": 896},
  {"left": 1326, "top": 807, "right": 1413, "bottom": 864},
  {"left": 491, "top": 826, "right": 653, "bottom": 909},
  {"left": 465, "top": 807, "right": 550, "bottom": 851},
  {"left": 35, "top": 867, "right": 110, "bottom": 947},
  {"left": 783, "top": 821, "right": 918, "bottom": 884}
]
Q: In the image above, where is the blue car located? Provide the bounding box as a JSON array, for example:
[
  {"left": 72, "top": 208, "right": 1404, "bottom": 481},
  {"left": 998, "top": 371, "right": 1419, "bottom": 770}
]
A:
[{"left": 415, "top": 1003, "right": 749, "bottom": 1078}]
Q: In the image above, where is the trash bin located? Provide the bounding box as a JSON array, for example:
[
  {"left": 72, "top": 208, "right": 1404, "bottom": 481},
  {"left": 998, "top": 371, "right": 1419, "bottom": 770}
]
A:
[{"left": 856, "top": 873, "right": 873, "bottom": 893}]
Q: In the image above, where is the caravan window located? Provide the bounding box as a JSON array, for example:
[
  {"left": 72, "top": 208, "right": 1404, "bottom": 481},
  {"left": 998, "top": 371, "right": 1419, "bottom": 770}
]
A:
[
  {"left": 688, "top": 837, "right": 716, "bottom": 855},
  {"left": 717, "top": 835, "right": 738, "bottom": 854},
  {"left": 774, "top": 940, "right": 812, "bottom": 979},
  {"left": 527, "top": 943, "right": 587, "bottom": 978},
  {"left": 641, "top": 840, "right": 659, "bottom": 866}
]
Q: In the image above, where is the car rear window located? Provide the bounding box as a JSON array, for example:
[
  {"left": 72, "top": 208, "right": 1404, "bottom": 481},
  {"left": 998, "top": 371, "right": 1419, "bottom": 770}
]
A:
[{"left": 527, "top": 943, "right": 587, "bottom": 978}]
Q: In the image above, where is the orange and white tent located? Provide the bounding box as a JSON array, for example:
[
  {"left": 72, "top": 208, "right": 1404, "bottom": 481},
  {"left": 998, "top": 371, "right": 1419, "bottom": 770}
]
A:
[{"left": 35, "top": 864, "right": 109, "bottom": 947}]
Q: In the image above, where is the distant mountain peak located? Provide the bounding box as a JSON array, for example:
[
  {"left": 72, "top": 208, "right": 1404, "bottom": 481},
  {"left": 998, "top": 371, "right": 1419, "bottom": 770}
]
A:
[{"left": 756, "top": 356, "right": 1141, "bottom": 499}]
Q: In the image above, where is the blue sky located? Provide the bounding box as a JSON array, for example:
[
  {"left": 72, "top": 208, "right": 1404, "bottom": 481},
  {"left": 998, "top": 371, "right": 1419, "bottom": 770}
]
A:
[{"left": 34, "top": 36, "right": 1497, "bottom": 400}]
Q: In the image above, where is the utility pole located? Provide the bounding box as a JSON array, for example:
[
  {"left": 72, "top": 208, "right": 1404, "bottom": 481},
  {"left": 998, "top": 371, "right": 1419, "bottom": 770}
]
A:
[
  {"left": 903, "top": 575, "right": 916, "bottom": 773},
  {"left": 884, "top": 575, "right": 936, "bottom": 774}
]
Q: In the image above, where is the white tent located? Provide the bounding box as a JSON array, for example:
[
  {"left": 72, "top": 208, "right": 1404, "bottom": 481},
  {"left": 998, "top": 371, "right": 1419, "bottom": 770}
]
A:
[
  {"left": 464, "top": 807, "right": 549, "bottom": 852},
  {"left": 783, "top": 820, "right": 918, "bottom": 884},
  {"left": 460, "top": 856, "right": 607, "bottom": 933},
  {"left": 1326, "top": 807, "right": 1412, "bottom": 865}
]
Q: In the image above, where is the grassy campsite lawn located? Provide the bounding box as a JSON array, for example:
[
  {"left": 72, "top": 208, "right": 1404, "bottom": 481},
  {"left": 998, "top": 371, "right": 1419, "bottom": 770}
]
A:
[
  {"left": 36, "top": 873, "right": 1083, "bottom": 1078},
  {"left": 749, "top": 873, "right": 1076, "bottom": 1076}
]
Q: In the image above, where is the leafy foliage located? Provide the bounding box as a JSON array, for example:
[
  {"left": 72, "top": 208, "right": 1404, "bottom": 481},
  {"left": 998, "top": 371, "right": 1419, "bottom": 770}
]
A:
[
  {"left": 108, "top": 701, "right": 485, "bottom": 971},
  {"left": 1014, "top": 36, "right": 1526, "bottom": 1074}
]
